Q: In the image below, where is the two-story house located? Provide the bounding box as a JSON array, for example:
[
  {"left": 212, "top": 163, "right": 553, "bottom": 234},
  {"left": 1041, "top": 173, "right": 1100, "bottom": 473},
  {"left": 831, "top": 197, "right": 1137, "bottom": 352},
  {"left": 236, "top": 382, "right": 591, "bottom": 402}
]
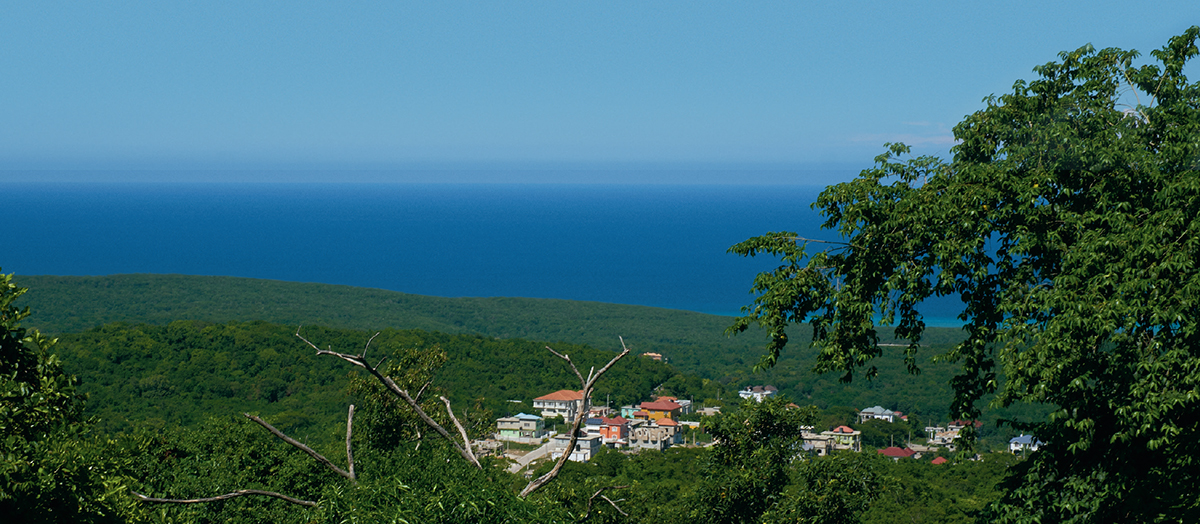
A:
[
  {"left": 496, "top": 413, "right": 547, "bottom": 443},
  {"left": 533, "top": 389, "right": 587, "bottom": 421},
  {"left": 639, "top": 399, "right": 682, "bottom": 422}
]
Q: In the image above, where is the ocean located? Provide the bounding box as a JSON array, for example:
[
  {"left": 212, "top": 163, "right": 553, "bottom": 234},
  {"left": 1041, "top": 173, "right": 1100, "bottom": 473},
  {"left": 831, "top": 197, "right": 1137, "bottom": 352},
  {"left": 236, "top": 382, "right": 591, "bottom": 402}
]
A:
[{"left": 4, "top": 182, "right": 964, "bottom": 325}]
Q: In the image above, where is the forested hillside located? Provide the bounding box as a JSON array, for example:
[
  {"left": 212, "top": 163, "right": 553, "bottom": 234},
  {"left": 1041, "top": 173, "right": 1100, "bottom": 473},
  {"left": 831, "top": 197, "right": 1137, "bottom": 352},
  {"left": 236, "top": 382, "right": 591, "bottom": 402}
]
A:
[
  {"left": 22, "top": 273, "right": 1042, "bottom": 443},
  {"left": 54, "top": 320, "right": 709, "bottom": 439},
  {"left": 22, "top": 274, "right": 965, "bottom": 381}
]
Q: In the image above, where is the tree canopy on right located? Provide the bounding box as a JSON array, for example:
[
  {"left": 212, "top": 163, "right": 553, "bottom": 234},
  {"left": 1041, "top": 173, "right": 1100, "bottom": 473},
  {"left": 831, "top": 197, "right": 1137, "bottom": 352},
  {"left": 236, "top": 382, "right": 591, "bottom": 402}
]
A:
[{"left": 730, "top": 28, "right": 1200, "bottom": 522}]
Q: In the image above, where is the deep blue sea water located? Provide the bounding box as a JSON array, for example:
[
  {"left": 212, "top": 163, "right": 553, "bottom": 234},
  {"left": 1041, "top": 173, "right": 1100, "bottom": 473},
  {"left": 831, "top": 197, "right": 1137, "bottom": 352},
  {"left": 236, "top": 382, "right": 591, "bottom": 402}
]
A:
[{"left": 4, "top": 182, "right": 964, "bottom": 325}]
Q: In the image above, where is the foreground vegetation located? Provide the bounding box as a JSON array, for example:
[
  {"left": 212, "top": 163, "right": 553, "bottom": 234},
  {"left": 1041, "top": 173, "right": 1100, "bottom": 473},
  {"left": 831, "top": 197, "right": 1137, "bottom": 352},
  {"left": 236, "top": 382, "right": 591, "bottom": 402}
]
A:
[{"left": 4, "top": 270, "right": 1020, "bottom": 523}]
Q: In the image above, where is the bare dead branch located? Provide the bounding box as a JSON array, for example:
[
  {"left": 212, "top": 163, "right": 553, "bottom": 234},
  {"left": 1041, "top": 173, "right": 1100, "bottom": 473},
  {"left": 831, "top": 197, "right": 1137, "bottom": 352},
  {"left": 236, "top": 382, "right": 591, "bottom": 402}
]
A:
[
  {"left": 297, "top": 327, "right": 482, "bottom": 469},
  {"left": 132, "top": 489, "right": 318, "bottom": 508},
  {"left": 580, "top": 485, "right": 630, "bottom": 520},
  {"left": 245, "top": 413, "right": 355, "bottom": 481},
  {"left": 363, "top": 331, "right": 381, "bottom": 359},
  {"left": 520, "top": 337, "right": 631, "bottom": 498},
  {"left": 345, "top": 404, "right": 356, "bottom": 480},
  {"left": 545, "top": 345, "right": 587, "bottom": 384},
  {"left": 441, "top": 395, "right": 479, "bottom": 465},
  {"left": 415, "top": 377, "right": 434, "bottom": 401}
]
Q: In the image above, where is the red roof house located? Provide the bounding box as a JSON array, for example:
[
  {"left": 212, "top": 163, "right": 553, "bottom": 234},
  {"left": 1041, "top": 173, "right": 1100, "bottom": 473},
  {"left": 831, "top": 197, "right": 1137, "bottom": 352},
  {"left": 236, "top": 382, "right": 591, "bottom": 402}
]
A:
[{"left": 878, "top": 446, "right": 917, "bottom": 459}]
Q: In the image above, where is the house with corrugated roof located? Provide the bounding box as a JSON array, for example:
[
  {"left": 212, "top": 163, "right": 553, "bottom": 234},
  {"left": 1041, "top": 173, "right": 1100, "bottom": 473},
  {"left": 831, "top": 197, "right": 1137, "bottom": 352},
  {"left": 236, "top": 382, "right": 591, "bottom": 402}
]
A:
[
  {"left": 1009, "top": 434, "right": 1043, "bottom": 454},
  {"left": 496, "top": 412, "right": 547, "bottom": 443},
  {"left": 858, "top": 405, "right": 897, "bottom": 423}
]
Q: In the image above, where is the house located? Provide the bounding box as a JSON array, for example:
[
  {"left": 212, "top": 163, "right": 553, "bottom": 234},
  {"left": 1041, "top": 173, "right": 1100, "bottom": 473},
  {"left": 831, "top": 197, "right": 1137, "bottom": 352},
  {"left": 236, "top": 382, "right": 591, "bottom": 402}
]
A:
[
  {"left": 800, "top": 429, "right": 833, "bottom": 456},
  {"left": 673, "top": 399, "right": 694, "bottom": 415},
  {"left": 931, "top": 456, "right": 948, "bottom": 465},
  {"left": 495, "top": 413, "right": 546, "bottom": 443},
  {"left": 657, "top": 393, "right": 696, "bottom": 414},
  {"left": 597, "top": 416, "right": 630, "bottom": 446},
  {"left": 738, "top": 385, "right": 778, "bottom": 402},
  {"left": 619, "top": 405, "right": 638, "bottom": 419},
  {"left": 550, "top": 433, "right": 603, "bottom": 462},
  {"left": 800, "top": 425, "right": 863, "bottom": 457},
  {"left": 533, "top": 390, "right": 587, "bottom": 421},
  {"left": 641, "top": 352, "right": 664, "bottom": 361},
  {"left": 949, "top": 419, "right": 982, "bottom": 430},
  {"left": 820, "top": 425, "right": 862, "bottom": 452},
  {"left": 639, "top": 399, "right": 682, "bottom": 422},
  {"left": 878, "top": 446, "right": 917, "bottom": 460},
  {"left": 583, "top": 417, "right": 604, "bottom": 437},
  {"left": 628, "top": 423, "right": 678, "bottom": 451},
  {"left": 1009, "top": 434, "right": 1043, "bottom": 453},
  {"left": 858, "top": 406, "right": 897, "bottom": 423},
  {"left": 588, "top": 406, "right": 612, "bottom": 418},
  {"left": 696, "top": 406, "right": 721, "bottom": 417},
  {"left": 925, "top": 426, "right": 960, "bottom": 446},
  {"left": 654, "top": 418, "right": 685, "bottom": 445}
]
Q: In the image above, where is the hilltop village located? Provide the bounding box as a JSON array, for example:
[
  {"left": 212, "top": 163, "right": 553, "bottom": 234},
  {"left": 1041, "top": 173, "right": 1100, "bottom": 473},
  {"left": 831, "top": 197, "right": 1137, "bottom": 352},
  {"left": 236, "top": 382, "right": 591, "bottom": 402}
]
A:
[{"left": 489, "top": 384, "right": 1046, "bottom": 470}]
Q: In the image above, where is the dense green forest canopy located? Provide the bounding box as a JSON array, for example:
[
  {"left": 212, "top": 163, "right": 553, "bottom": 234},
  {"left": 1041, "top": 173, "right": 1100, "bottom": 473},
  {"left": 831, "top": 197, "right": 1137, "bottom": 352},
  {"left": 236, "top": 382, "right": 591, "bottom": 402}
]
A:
[
  {"left": 5, "top": 270, "right": 1022, "bottom": 524},
  {"left": 22, "top": 275, "right": 1017, "bottom": 429},
  {"left": 54, "top": 320, "right": 703, "bottom": 439},
  {"left": 19, "top": 274, "right": 967, "bottom": 382}
]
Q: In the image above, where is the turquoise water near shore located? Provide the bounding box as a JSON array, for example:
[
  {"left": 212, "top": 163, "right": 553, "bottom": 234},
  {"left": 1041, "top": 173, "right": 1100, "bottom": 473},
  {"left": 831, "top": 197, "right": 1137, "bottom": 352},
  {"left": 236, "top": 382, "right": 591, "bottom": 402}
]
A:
[{"left": 5, "top": 182, "right": 964, "bottom": 325}]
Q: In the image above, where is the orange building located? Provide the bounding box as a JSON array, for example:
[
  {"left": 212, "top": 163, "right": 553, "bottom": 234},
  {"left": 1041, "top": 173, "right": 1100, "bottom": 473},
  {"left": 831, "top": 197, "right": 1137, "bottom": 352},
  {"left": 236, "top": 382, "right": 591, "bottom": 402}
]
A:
[
  {"left": 638, "top": 399, "right": 682, "bottom": 421},
  {"left": 598, "top": 416, "right": 629, "bottom": 443}
]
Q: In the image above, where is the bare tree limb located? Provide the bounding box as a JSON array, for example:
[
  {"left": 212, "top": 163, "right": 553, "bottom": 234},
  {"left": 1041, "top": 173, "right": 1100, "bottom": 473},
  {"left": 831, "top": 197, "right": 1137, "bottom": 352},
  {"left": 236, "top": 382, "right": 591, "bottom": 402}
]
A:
[
  {"left": 580, "top": 485, "right": 631, "bottom": 520},
  {"left": 415, "top": 377, "right": 434, "bottom": 401},
  {"left": 345, "top": 404, "right": 356, "bottom": 480},
  {"left": 297, "top": 327, "right": 482, "bottom": 469},
  {"left": 245, "top": 413, "right": 355, "bottom": 481},
  {"left": 441, "top": 395, "right": 479, "bottom": 465},
  {"left": 132, "top": 490, "right": 318, "bottom": 508},
  {"left": 520, "top": 337, "right": 631, "bottom": 498}
]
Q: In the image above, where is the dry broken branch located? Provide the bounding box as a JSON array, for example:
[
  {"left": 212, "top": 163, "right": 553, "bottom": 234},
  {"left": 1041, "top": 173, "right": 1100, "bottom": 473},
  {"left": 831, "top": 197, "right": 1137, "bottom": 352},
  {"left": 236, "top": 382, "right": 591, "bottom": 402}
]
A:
[
  {"left": 345, "top": 404, "right": 356, "bottom": 480},
  {"left": 132, "top": 489, "right": 318, "bottom": 508},
  {"left": 581, "top": 485, "right": 630, "bottom": 520},
  {"left": 441, "top": 395, "right": 479, "bottom": 465},
  {"left": 519, "top": 337, "right": 631, "bottom": 498},
  {"left": 134, "top": 393, "right": 358, "bottom": 506},
  {"left": 245, "top": 413, "right": 355, "bottom": 481},
  {"left": 297, "top": 327, "right": 482, "bottom": 469}
]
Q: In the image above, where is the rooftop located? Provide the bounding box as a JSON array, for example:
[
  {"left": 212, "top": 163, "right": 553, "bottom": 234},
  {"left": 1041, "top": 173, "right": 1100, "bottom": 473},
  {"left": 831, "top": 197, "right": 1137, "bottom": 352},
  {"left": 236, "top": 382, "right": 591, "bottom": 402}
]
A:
[
  {"left": 640, "top": 400, "right": 682, "bottom": 411},
  {"left": 535, "top": 389, "right": 584, "bottom": 402}
]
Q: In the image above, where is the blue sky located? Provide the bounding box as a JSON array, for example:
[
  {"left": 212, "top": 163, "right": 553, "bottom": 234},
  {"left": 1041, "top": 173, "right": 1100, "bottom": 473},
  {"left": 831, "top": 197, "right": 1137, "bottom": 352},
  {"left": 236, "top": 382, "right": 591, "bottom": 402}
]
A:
[{"left": 1, "top": 1, "right": 1196, "bottom": 184}]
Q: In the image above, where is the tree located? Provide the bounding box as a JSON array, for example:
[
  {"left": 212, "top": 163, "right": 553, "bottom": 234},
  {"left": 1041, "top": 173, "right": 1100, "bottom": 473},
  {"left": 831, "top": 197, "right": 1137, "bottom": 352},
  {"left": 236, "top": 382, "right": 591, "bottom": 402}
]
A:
[
  {"left": 133, "top": 327, "right": 632, "bottom": 516},
  {"left": 0, "top": 270, "right": 145, "bottom": 523},
  {"left": 728, "top": 28, "right": 1200, "bottom": 522},
  {"left": 680, "top": 396, "right": 818, "bottom": 524}
]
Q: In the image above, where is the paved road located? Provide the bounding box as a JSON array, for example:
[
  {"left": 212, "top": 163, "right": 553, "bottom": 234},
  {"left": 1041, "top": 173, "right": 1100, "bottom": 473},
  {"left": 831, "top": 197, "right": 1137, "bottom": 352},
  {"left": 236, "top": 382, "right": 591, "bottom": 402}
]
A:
[{"left": 507, "top": 441, "right": 553, "bottom": 474}]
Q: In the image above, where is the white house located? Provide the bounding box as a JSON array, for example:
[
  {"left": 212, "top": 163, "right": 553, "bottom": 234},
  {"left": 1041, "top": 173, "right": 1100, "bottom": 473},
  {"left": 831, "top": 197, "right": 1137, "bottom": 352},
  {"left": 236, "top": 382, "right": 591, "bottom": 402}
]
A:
[
  {"left": 858, "top": 405, "right": 897, "bottom": 423},
  {"left": 550, "top": 433, "right": 603, "bottom": 462},
  {"left": 1009, "top": 434, "right": 1043, "bottom": 454},
  {"left": 738, "top": 385, "right": 778, "bottom": 402},
  {"left": 533, "top": 389, "right": 587, "bottom": 421}
]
